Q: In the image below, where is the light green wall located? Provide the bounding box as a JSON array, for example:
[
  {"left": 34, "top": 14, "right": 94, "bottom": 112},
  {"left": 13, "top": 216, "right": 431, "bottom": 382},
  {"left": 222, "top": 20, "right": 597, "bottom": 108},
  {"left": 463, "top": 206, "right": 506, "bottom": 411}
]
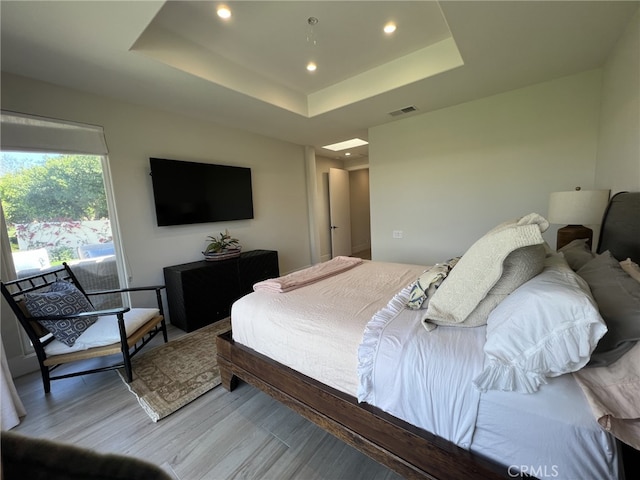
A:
[
  {"left": 368, "top": 13, "right": 640, "bottom": 267},
  {"left": 369, "top": 70, "right": 604, "bottom": 265},
  {"left": 596, "top": 10, "right": 640, "bottom": 193}
]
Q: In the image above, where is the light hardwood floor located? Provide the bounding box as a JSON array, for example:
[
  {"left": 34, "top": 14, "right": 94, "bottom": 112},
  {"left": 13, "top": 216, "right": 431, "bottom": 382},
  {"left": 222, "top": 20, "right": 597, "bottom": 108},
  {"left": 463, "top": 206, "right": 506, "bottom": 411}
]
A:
[{"left": 9, "top": 325, "right": 402, "bottom": 480}]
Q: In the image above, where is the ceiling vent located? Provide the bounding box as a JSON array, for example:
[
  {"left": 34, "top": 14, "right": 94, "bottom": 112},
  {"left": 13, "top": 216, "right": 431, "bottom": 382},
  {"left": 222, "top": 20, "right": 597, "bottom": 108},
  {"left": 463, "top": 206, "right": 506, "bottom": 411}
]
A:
[{"left": 388, "top": 105, "right": 418, "bottom": 117}]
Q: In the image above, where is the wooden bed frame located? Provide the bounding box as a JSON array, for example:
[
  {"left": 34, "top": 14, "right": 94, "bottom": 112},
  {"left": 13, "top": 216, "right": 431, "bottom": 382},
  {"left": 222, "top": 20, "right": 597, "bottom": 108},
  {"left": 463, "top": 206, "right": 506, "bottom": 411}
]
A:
[
  {"left": 216, "top": 332, "right": 506, "bottom": 479},
  {"left": 216, "top": 191, "right": 639, "bottom": 480}
]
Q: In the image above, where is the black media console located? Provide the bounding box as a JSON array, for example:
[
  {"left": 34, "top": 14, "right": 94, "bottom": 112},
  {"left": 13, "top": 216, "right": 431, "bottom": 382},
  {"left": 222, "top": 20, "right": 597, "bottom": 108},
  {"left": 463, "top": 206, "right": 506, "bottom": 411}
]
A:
[{"left": 163, "top": 249, "right": 279, "bottom": 332}]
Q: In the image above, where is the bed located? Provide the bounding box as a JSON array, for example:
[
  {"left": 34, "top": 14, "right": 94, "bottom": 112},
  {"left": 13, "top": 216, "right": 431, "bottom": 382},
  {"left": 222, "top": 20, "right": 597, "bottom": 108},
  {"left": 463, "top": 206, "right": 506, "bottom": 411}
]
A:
[{"left": 216, "top": 191, "right": 640, "bottom": 479}]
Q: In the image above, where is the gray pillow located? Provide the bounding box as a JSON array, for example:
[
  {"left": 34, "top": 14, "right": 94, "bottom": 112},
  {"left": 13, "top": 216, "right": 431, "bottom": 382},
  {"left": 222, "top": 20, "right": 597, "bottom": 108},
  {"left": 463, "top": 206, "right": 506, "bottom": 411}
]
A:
[
  {"left": 558, "top": 238, "right": 595, "bottom": 271},
  {"left": 24, "top": 280, "right": 97, "bottom": 347},
  {"left": 459, "top": 244, "right": 546, "bottom": 327},
  {"left": 425, "top": 213, "right": 548, "bottom": 327},
  {"left": 578, "top": 251, "right": 640, "bottom": 367}
]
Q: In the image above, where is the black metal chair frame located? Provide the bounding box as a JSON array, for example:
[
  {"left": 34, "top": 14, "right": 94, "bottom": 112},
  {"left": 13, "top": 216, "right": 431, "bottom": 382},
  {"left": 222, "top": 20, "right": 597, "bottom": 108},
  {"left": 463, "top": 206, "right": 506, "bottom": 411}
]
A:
[{"left": 1, "top": 262, "right": 168, "bottom": 393}]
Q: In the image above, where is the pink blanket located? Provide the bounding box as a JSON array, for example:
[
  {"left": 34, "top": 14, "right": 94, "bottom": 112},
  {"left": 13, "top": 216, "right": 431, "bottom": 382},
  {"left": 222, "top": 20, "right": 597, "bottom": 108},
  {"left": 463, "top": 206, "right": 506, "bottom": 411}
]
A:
[
  {"left": 573, "top": 341, "right": 640, "bottom": 450},
  {"left": 253, "top": 256, "right": 364, "bottom": 293}
]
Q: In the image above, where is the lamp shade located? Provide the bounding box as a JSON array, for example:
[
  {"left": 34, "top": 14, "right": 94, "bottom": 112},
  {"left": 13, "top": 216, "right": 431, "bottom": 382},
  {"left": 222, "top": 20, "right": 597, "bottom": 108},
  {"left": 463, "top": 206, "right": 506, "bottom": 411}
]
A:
[{"left": 548, "top": 189, "right": 610, "bottom": 226}]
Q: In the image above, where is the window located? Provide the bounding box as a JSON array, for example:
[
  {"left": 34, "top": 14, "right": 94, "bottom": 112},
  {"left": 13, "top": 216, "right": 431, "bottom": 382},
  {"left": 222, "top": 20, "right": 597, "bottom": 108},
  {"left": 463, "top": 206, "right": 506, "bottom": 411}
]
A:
[
  {"left": 0, "top": 111, "right": 125, "bottom": 355},
  {"left": 1, "top": 151, "right": 119, "bottom": 285}
]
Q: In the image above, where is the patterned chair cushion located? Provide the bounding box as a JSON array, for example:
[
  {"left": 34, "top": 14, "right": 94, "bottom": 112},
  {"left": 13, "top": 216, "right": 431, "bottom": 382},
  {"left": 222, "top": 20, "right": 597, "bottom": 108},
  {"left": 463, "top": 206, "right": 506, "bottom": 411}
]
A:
[{"left": 24, "top": 280, "right": 97, "bottom": 347}]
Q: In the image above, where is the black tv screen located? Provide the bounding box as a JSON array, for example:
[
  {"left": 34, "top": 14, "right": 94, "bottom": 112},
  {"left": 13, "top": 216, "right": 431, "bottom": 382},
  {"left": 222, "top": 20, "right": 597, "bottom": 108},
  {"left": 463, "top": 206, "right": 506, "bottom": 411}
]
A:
[{"left": 150, "top": 157, "right": 254, "bottom": 226}]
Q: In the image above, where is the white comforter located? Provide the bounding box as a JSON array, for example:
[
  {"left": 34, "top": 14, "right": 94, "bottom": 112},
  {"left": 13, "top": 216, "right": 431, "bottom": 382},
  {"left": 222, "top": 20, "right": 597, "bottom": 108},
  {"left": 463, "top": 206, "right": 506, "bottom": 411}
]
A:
[
  {"left": 235, "top": 260, "right": 487, "bottom": 448},
  {"left": 357, "top": 284, "right": 486, "bottom": 448},
  {"left": 231, "top": 260, "right": 620, "bottom": 479},
  {"left": 232, "top": 260, "right": 426, "bottom": 395}
]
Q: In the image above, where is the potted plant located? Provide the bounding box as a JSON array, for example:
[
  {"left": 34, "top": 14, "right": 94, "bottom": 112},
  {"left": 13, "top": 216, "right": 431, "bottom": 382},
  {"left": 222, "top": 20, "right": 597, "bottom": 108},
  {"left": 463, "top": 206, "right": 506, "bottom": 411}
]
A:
[{"left": 202, "top": 230, "right": 241, "bottom": 261}]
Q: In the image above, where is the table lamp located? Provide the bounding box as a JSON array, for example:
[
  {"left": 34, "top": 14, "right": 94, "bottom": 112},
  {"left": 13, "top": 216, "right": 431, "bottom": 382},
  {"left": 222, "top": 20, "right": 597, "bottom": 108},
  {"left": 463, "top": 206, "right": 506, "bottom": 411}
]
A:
[{"left": 548, "top": 188, "right": 610, "bottom": 250}]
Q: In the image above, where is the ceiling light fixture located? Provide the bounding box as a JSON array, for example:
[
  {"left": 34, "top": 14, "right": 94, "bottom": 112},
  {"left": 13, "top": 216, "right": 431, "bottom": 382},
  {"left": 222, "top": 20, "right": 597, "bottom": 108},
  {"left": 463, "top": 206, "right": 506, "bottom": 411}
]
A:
[
  {"left": 306, "top": 16, "right": 319, "bottom": 73},
  {"left": 322, "top": 138, "right": 369, "bottom": 151},
  {"left": 384, "top": 22, "right": 397, "bottom": 34},
  {"left": 217, "top": 6, "right": 231, "bottom": 19},
  {"left": 307, "top": 17, "right": 319, "bottom": 45}
]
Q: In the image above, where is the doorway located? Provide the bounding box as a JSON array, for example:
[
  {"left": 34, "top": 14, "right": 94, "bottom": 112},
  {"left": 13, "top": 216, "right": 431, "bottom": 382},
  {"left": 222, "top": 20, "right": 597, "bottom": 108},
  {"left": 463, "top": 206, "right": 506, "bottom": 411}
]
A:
[
  {"left": 312, "top": 153, "right": 371, "bottom": 263},
  {"left": 327, "top": 167, "right": 371, "bottom": 260},
  {"left": 346, "top": 167, "right": 371, "bottom": 259}
]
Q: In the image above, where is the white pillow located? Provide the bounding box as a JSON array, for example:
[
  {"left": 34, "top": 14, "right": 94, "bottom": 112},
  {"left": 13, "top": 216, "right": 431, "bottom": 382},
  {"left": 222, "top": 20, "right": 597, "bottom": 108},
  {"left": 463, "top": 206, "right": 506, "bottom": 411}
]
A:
[
  {"left": 425, "top": 213, "right": 548, "bottom": 327},
  {"left": 473, "top": 254, "right": 607, "bottom": 393}
]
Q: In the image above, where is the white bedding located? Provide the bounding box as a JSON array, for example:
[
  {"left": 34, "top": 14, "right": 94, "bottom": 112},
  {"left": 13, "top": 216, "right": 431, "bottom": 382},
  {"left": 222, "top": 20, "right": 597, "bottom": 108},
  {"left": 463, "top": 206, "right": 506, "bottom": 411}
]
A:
[
  {"left": 231, "top": 260, "right": 621, "bottom": 479},
  {"left": 232, "top": 260, "right": 425, "bottom": 395},
  {"left": 473, "top": 375, "right": 620, "bottom": 480},
  {"left": 356, "top": 285, "right": 619, "bottom": 478},
  {"left": 358, "top": 283, "right": 486, "bottom": 449}
]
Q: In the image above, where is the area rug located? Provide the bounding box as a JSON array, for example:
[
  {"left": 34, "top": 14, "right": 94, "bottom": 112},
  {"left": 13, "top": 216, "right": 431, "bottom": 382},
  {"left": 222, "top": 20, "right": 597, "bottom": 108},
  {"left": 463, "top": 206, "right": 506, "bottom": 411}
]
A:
[{"left": 117, "top": 318, "right": 231, "bottom": 422}]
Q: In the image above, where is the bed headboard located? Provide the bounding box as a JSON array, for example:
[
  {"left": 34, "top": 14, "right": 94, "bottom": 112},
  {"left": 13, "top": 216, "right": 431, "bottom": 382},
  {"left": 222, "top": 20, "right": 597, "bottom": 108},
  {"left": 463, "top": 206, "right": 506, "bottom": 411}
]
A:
[{"left": 597, "top": 191, "right": 640, "bottom": 263}]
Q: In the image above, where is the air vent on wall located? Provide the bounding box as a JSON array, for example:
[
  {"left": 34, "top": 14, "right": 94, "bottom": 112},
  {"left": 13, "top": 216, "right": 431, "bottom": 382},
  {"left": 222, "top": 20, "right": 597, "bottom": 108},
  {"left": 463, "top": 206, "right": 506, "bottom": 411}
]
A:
[{"left": 388, "top": 105, "right": 418, "bottom": 116}]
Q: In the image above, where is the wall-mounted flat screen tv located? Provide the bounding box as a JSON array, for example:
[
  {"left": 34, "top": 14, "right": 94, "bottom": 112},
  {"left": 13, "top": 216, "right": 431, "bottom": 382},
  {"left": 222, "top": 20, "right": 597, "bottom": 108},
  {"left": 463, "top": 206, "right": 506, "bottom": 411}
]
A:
[{"left": 150, "top": 157, "right": 254, "bottom": 226}]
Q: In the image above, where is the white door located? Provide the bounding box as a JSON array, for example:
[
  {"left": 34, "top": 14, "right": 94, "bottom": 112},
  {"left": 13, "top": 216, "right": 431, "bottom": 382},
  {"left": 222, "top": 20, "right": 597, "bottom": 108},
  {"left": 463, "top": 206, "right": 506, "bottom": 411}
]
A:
[{"left": 329, "top": 168, "right": 352, "bottom": 258}]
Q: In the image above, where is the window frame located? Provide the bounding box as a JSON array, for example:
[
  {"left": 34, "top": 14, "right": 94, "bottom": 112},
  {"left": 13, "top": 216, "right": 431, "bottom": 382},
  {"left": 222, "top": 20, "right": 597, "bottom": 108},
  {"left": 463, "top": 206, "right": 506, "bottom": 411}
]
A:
[{"left": 1, "top": 111, "right": 128, "bottom": 357}]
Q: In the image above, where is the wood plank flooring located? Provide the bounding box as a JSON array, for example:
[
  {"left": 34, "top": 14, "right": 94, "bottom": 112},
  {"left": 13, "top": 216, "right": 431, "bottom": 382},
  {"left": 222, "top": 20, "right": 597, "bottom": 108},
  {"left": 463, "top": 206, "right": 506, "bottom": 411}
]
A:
[{"left": 9, "top": 324, "right": 402, "bottom": 480}]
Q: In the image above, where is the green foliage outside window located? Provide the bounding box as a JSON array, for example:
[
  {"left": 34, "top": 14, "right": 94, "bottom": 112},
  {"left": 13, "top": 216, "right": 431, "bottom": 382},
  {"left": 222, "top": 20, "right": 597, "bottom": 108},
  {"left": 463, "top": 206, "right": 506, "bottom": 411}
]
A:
[
  {"left": 1, "top": 154, "right": 111, "bottom": 262},
  {"left": 0, "top": 155, "right": 108, "bottom": 223}
]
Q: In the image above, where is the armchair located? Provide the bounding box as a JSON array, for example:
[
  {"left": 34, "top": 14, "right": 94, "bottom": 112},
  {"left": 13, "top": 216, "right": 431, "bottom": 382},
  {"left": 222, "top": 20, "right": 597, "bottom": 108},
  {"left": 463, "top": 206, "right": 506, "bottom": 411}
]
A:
[{"left": 1, "top": 262, "right": 168, "bottom": 393}]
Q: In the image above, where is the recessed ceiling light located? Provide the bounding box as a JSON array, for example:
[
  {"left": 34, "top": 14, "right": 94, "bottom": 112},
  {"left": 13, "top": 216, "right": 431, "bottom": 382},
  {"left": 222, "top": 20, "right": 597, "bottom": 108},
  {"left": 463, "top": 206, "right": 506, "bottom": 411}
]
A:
[
  {"left": 306, "top": 62, "right": 317, "bottom": 72},
  {"left": 384, "top": 22, "right": 397, "bottom": 34},
  {"left": 345, "top": 152, "right": 352, "bottom": 156},
  {"left": 322, "top": 138, "right": 368, "bottom": 151},
  {"left": 217, "top": 6, "right": 231, "bottom": 19}
]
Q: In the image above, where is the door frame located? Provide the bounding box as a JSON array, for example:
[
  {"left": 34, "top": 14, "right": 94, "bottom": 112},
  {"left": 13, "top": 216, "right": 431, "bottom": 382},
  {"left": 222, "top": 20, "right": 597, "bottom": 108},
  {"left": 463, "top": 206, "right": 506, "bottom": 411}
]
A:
[{"left": 329, "top": 167, "right": 352, "bottom": 258}]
